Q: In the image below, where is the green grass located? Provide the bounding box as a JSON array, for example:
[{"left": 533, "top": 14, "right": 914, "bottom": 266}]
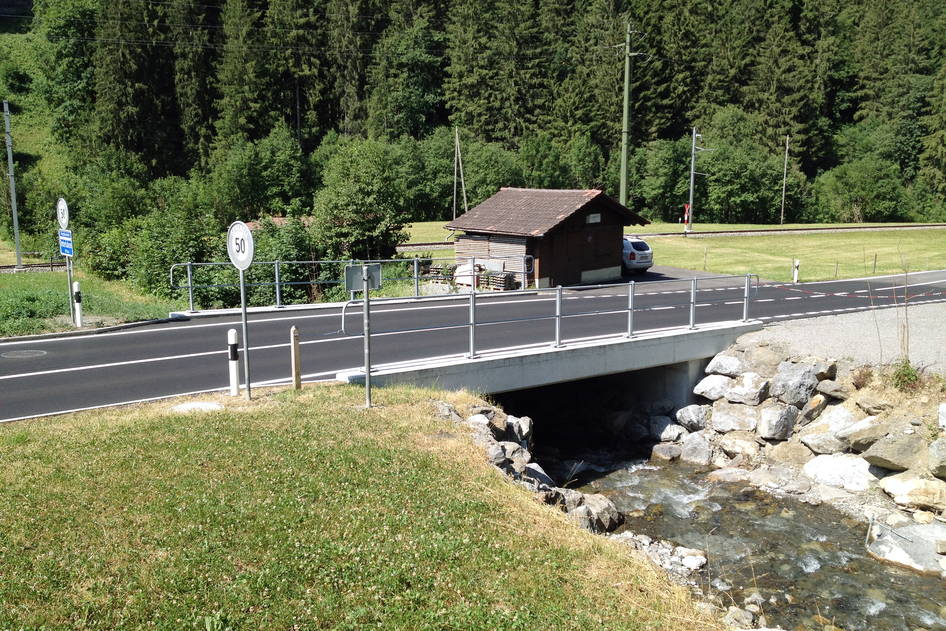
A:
[
  {"left": 650, "top": 229, "right": 946, "bottom": 282},
  {"left": 0, "top": 385, "right": 717, "bottom": 630},
  {"left": 407, "top": 221, "right": 457, "bottom": 243},
  {"left": 0, "top": 270, "right": 177, "bottom": 336},
  {"left": 405, "top": 222, "right": 946, "bottom": 282}
]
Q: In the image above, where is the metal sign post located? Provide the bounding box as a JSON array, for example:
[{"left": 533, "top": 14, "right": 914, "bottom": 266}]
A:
[
  {"left": 227, "top": 221, "right": 255, "bottom": 400},
  {"left": 3, "top": 101, "right": 22, "bottom": 268},
  {"left": 344, "top": 263, "right": 382, "bottom": 408},
  {"left": 56, "top": 199, "right": 74, "bottom": 324},
  {"left": 362, "top": 264, "right": 372, "bottom": 408}
]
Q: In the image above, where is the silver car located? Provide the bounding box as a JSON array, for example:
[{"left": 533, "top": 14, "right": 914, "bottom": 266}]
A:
[{"left": 622, "top": 236, "right": 653, "bottom": 273}]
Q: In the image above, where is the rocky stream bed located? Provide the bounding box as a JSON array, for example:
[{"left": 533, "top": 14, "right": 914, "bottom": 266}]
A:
[{"left": 434, "top": 338, "right": 946, "bottom": 631}]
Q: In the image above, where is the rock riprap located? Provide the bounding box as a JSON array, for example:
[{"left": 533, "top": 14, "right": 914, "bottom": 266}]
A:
[
  {"left": 633, "top": 344, "right": 946, "bottom": 579},
  {"left": 435, "top": 400, "right": 625, "bottom": 535}
]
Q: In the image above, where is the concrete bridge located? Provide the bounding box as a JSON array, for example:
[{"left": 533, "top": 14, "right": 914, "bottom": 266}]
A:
[{"left": 337, "top": 320, "right": 761, "bottom": 406}]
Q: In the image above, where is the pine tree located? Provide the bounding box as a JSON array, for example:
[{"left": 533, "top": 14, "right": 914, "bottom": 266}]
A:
[
  {"left": 326, "top": 0, "right": 383, "bottom": 135},
  {"left": 548, "top": 0, "right": 624, "bottom": 154},
  {"left": 365, "top": 3, "right": 444, "bottom": 139},
  {"left": 214, "top": 0, "right": 272, "bottom": 145},
  {"left": 920, "top": 60, "right": 946, "bottom": 198},
  {"left": 36, "top": 0, "right": 100, "bottom": 147},
  {"left": 170, "top": 0, "right": 220, "bottom": 169},
  {"left": 264, "top": 0, "right": 327, "bottom": 150},
  {"left": 742, "top": 11, "right": 816, "bottom": 158},
  {"left": 94, "top": 0, "right": 182, "bottom": 174}
]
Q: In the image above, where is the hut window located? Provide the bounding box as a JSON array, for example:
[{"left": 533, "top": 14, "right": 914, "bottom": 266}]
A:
[{"left": 586, "top": 213, "right": 601, "bottom": 224}]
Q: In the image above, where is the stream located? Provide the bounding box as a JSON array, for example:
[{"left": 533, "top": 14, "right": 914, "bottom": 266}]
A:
[{"left": 564, "top": 456, "right": 946, "bottom": 630}]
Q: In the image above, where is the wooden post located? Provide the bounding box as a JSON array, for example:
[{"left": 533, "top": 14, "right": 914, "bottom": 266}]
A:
[{"left": 290, "top": 326, "right": 301, "bottom": 391}]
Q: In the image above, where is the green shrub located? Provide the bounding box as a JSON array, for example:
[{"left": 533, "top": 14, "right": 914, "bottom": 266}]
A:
[{"left": 891, "top": 359, "right": 920, "bottom": 391}]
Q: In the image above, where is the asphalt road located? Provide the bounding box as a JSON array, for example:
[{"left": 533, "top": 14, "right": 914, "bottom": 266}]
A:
[{"left": 2, "top": 268, "right": 946, "bottom": 422}]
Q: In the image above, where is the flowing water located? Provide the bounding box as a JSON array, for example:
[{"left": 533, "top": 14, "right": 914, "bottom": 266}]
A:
[{"left": 569, "top": 458, "right": 946, "bottom": 631}]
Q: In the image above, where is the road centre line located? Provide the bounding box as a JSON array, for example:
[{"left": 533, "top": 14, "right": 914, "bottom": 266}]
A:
[{"left": 3, "top": 272, "right": 944, "bottom": 349}]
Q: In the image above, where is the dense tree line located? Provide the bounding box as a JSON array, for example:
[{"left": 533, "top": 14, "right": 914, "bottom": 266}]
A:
[{"left": 1, "top": 0, "right": 945, "bottom": 298}]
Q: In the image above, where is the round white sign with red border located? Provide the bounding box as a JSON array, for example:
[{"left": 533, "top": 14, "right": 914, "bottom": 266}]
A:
[{"left": 227, "top": 221, "right": 255, "bottom": 271}]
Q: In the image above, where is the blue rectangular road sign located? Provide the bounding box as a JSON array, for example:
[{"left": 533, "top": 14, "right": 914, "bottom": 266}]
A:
[{"left": 58, "top": 229, "right": 73, "bottom": 257}]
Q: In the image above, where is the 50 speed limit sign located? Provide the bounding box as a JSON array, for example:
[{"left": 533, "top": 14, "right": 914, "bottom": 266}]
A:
[{"left": 227, "top": 221, "right": 255, "bottom": 271}]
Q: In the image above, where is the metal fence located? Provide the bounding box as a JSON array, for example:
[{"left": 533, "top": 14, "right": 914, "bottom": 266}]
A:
[
  {"left": 338, "top": 273, "right": 759, "bottom": 358},
  {"left": 170, "top": 255, "right": 534, "bottom": 312}
]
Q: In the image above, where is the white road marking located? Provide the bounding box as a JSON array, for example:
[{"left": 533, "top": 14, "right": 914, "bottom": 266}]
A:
[{"left": 0, "top": 368, "right": 348, "bottom": 424}]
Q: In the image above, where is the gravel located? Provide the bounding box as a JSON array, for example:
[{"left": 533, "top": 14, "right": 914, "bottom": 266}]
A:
[{"left": 740, "top": 302, "right": 946, "bottom": 375}]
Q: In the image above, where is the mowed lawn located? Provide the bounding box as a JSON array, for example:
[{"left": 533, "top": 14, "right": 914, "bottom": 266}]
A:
[
  {"left": 0, "top": 385, "right": 718, "bottom": 630},
  {"left": 406, "top": 222, "right": 946, "bottom": 282},
  {"left": 649, "top": 229, "right": 946, "bottom": 282}
]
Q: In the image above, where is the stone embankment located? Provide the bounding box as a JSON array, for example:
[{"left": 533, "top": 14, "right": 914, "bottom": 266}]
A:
[
  {"left": 656, "top": 342, "right": 946, "bottom": 579},
  {"left": 431, "top": 400, "right": 709, "bottom": 579}
]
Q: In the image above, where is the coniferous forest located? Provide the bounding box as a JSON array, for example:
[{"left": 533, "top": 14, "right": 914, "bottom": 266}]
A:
[{"left": 1, "top": 0, "right": 945, "bottom": 297}]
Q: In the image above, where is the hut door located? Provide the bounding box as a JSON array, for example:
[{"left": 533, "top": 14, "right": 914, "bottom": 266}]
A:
[{"left": 564, "top": 229, "right": 586, "bottom": 285}]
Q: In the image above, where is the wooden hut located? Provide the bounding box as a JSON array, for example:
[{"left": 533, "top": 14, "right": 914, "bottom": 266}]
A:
[{"left": 445, "top": 188, "right": 649, "bottom": 287}]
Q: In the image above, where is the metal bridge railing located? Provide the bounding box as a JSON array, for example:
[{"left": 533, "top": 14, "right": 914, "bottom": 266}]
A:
[{"left": 336, "top": 273, "right": 760, "bottom": 358}]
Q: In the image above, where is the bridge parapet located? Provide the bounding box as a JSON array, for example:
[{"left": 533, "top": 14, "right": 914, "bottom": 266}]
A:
[{"left": 337, "top": 320, "right": 761, "bottom": 400}]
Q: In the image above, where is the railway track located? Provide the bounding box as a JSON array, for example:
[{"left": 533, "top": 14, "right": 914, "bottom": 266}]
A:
[
  {"left": 0, "top": 262, "right": 66, "bottom": 274},
  {"left": 399, "top": 223, "right": 946, "bottom": 250}
]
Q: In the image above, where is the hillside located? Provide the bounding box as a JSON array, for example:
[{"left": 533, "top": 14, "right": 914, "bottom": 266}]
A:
[{"left": 0, "top": 0, "right": 944, "bottom": 302}]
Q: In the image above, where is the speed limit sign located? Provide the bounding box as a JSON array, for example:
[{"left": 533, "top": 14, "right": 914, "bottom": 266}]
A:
[{"left": 227, "top": 221, "right": 255, "bottom": 271}]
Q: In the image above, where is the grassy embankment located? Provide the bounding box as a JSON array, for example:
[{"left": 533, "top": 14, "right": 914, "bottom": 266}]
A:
[
  {"left": 0, "top": 384, "right": 718, "bottom": 630},
  {"left": 0, "top": 261, "right": 176, "bottom": 337},
  {"left": 406, "top": 221, "right": 946, "bottom": 282}
]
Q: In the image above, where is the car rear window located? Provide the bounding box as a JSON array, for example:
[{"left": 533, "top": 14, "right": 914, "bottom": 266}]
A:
[{"left": 630, "top": 241, "right": 650, "bottom": 252}]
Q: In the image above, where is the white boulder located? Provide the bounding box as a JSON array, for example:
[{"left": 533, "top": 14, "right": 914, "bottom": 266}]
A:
[
  {"left": 802, "top": 454, "right": 882, "bottom": 492},
  {"left": 711, "top": 400, "right": 759, "bottom": 433},
  {"left": 725, "top": 372, "right": 769, "bottom": 406},
  {"left": 694, "top": 374, "right": 733, "bottom": 401},
  {"left": 676, "top": 404, "right": 711, "bottom": 431},
  {"left": 798, "top": 405, "right": 860, "bottom": 454},
  {"left": 879, "top": 471, "right": 946, "bottom": 511},
  {"left": 705, "top": 353, "right": 745, "bottom": 377},
  {"left": 680, "top": 431, "right": 714, "bottom": 466},
  {"left": 757, "top": 400, "right": 799, "bottom": 440}
]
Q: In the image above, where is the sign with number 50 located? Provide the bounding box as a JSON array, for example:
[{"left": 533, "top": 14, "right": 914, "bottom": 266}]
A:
[{"left": 227, "top": 221, "right": 255, "bottom": 271}]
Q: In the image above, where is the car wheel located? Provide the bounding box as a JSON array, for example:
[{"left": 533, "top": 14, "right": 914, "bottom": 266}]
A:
[{"left": 635, "top": 267, "right": 650, "bottom": 274}]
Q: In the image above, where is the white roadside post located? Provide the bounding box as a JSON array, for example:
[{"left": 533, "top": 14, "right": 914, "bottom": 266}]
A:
[
  {"left": 227, "top": 328, "right": 239, "bottom": 396},
  {"left": 227, "top": 221, "right": 255, "bottom": 400},
  {"left": 72, "top": 281, "right": 82, "bottom": 327},
  {"left": 792, "top": 259, "right": 800, "bottom": 284}
]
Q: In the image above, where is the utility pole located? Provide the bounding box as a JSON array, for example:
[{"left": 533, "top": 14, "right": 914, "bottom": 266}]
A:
[
  {"left": 3, "top": 101, "right": 22, "bottom": 268},
  {"left": 686, "top": 127, "right": 710, "bottom": 233},
  {"left": 780, "top": 135, "right": 789, "bottom": 225},
  {"left": 687, "top": 127, "right": 698, "bottom": 233},
  {"left": 452, "top": 127, "right": 468, "bottom": 220},
  {"left": 619, "top": 23, "right": 646, "bottom": 207},
  {"left": 619, "top": 21, "right": 631, "bottom": 206}
]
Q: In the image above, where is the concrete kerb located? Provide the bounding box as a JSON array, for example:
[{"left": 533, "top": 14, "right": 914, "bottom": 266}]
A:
[{"left": 0, "top": 316, "right": 189, "bottom": 344}]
